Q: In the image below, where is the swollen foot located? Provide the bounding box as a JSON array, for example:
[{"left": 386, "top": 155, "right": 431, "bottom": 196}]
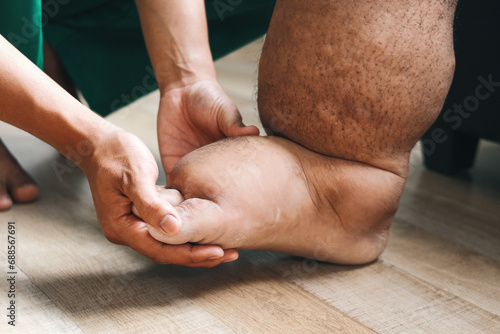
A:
[{"left": 141, "top": 136, "right": 405, "bottom": 264}]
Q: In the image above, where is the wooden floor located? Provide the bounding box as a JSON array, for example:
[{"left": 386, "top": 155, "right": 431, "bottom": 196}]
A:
[{"left": 1, "top": 40, "right": 499, "bottom": 333}]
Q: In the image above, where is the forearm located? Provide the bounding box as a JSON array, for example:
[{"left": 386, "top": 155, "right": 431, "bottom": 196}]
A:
[
  {"left": 0, "top": 35, "right": 112, "bottom": 169},
  {"left": 135, "top": 0, "right": 216, "bottom": 92}
]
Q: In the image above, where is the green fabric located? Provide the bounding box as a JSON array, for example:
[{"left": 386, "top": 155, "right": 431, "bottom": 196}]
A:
[
  {"left": 0, "top": 0, "right": 44, "bottom": 68},
  {"left": 1, "top": 0, "right": 276, "bottom": 116},
  {"left": 43, "top": 0, "right": 276, "bottom": 116}
]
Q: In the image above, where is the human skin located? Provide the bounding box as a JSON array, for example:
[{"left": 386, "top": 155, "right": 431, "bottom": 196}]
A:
[
  {"left": 142, "top": 0, "right": 458, "bottom": 264},
  {"left": 0, "top": 140, "right": 39, "bottom": 209},
  {"left": 0, "top": 40, "right": 77, "bottom": 211},
  {"left": 137, "top": 135, "right": 404, "bottom": 264},
  {"left": 0, "top": 35, "right": 232, "bottom": 267},
  {"left": 1, "top": 0, "right": 253, "bottom": 267},
  {"left": 134, "top": 0, "right": 259, "bottom": 180}
]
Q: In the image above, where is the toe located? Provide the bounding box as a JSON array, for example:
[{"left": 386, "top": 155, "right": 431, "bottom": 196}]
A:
[
  {"left": 4, "top": 164, "right": 39, "bottom": 204},
  {"left": 0, "top": 183, "right": 13, "bottom": 211},
  {"left": 146, "top": 198, "right": 225, "bottom": 245},
  {"left": 156, "top": 186, "right": 184, "bottom": 206},
  {"left": 0, "top": 140, "right": 39, "bottom": 204},
  {"left": 11, "top": 183, "right": 39, "bottom": 203}
]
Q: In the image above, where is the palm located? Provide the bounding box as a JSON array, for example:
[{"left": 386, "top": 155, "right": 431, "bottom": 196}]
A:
[{"left": 158, "top": 81, "right": 258, "bottom": 179}]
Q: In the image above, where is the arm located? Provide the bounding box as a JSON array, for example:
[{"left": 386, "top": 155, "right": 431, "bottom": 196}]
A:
[
  {"left": 135, "top": 0, "right": 215, "bottom": 91},
  {"left": 0, "top": 35, "right": 235, "bottom": 267},
  {"left": 135, "top": 0, "right": 259, "bottom": 178}
]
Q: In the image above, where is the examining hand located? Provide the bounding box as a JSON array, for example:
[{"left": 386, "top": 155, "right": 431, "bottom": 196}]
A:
[
  {"left": 157, "top": 80, "right": 259, "bottom": 179},
  {"left": 81, "top": 127, "right": 238, "bottom": 267}
]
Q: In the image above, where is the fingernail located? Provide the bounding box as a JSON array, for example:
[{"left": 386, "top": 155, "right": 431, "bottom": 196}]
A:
[
  {"left": 208, "top": 254, "right": 223, "bottom": 260},
  {"left": 159, "top": 215, "right": 179, "bottom": 235}
]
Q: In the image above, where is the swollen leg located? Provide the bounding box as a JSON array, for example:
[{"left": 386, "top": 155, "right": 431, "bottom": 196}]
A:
[
  {"left": 256, "top": 0, "right": 458, "bottom": 260},
  {"left": 143, "top": 0, "right": 459, "bottom": 264},
  {"left": 259, "top": 0, "right": 457, "bottom": 176}
]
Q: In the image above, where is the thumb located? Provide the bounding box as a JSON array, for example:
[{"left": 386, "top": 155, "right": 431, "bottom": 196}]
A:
[
  {"left": 127, "top": 181, "right": 182, "bottom": 236},
  {"left": 146, "top": 198, "right": 225, "bottom": 246},
  {"left": 219, "top": 104, "right": 260, "bottom": 138}
]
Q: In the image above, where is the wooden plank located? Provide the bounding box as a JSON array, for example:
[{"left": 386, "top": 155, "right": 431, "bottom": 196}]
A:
[
  {"left": 383, "top": 221, "right": 500, "bottom": 317},
  {"left": 0, "top": 263, "right": 84, "bottom": 333},
  {"left": 160, "top": 259, "right": 374, "bottom": 334},
  {"left": 250, "top": 251, "right": 500, "bottom": 333},
  {"left": 397, "top": 182, "right": 500, "bottom": 261},
  {"left": 405, "top": 140, "right": 500, "bottom": 212},
  {"left": 2, "top": 208, "right": 234, "bottom": 333},
  {"left": 397, "top": 142, "right": 500, "bottom": 262}
]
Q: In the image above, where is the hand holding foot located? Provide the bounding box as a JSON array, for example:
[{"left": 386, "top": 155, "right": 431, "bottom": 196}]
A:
[
  {"left": 158, "top": 80, "right": 259, "bottom": 179},
  {"left": 82, "top": 128, "right": 237, "bottom": 267},
  {"left": 139, "top": 136, "right": 405, "bottom": 265}
]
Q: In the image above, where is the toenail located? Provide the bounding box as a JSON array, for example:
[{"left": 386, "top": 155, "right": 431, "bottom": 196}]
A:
[{"left": 160, "top": 215, "right": 179, "bottom": 235}]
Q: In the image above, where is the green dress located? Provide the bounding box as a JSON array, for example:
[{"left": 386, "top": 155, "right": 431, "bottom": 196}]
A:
[{"left": 0, "top": 0, "right": 276, "bottom": 115}]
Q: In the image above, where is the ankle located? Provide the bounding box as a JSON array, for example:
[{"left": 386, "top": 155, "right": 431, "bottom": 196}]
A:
[{"left": 298, "top": 150, "right": 406, "bottom": 264}]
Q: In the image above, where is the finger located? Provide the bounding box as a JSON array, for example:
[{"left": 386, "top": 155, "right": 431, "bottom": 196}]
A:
[
  {"left": 146, "top": 198, "right": 225, "bottom": 245},
  {"left": 123, "top": 216, "right": 238, "bottom": 266},
  {"left": 125, "top": 178, "right": 182, "bottom": 236},
  {"left": 219, "top": 105, "right": 260, "bottom": 138},
  {"left": 191, "top": 248, "right": 239, "bottom": 267},
  {"left": 226, "top": 124, "right": 260, "bottom": 137},
  {"left": 0, "top": 182, "right": 13, "bottom": 210}
]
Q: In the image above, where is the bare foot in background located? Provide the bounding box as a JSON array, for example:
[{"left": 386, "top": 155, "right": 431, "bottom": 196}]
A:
[{"left": 0, "top": 139, "right": 39, "bottom": 210}]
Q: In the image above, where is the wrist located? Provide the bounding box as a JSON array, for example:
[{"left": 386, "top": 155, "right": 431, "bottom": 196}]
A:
[
  {"left": 79, "top": 122, "right": 124, "bottom": 175},
  {"left": 53, "top": 108, "right": 120, "bottom": 174},
  {"left": 155, "top": 61, "right": 217, "bottom": 93}
]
